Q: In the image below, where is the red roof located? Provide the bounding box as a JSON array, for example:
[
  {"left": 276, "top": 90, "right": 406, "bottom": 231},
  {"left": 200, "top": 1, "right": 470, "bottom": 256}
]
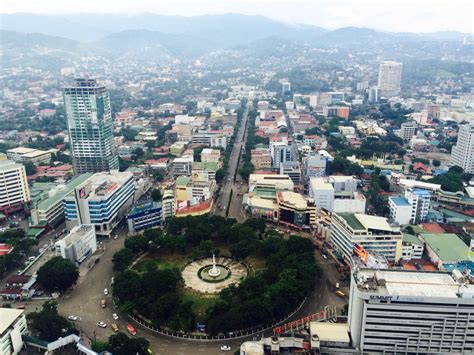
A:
[
  {"left": 421, "top": 223, "right": 445, "bottom": 234},
  {"left": 412, "top": 162, "right": 430, "bottom": 173},
  {"left": 175, "top": 199, "right": 212, "bottom": 216},
  {"left": 0, "top": 243, "right": 13, "bottom": 256}
]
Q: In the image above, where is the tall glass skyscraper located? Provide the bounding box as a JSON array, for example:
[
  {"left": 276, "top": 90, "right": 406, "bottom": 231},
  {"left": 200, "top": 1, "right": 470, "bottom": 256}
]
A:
[{"left": 63, "top": 78, "right": 119, "bottom": 175}]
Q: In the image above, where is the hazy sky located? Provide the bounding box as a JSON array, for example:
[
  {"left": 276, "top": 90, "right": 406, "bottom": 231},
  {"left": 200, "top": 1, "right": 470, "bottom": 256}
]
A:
[{"left": 2, "top": 0, "right": 473, "bottom": 33}]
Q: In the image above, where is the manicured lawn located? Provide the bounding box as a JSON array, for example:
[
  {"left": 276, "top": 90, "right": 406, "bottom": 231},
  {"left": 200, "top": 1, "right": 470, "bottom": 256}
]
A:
[
  {"left": 245, "top": 255, "right": 266, "bottom": 273},
  {"left": 133, "top": 254, "right": 188, "bottom": 273}
]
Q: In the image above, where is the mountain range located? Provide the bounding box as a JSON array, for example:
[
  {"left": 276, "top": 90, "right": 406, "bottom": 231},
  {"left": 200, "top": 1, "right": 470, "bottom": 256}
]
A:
[{"left": 0, "top": 13, "right": 471, "bottom": 68}]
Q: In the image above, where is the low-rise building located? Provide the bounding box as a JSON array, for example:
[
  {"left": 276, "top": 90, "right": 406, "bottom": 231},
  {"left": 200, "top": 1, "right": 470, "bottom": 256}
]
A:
[
  {"left": 191, "top": 132, "right": 227, "bottom": 149},
  {"left": 173, "top": 156, "right": 193, "bottom": 177},
  {"left": 251, "top": 148, "right": 272, "bottom": 170},
  {"left": 401, "top": 233, "right": 424, "bottom": 260},
  {"left": 248, "top": 174, "right": 294, "bottom": 199},
  {"left": 6, "top": 147, "right": 53, "bottom": 166},
  {"left": 55, "top": 224, "right": 97, "bottom": 264},
  {"left": 420, "top": 233, "right": 469, "bottom": 270},
  {"left": 127, "top": 201, "right": 162, "bottom": 233},
  {"left": 192, "top": 162, "right": 218, "bottom": 182},
  {"left": 388, "top": 196, "right": 412, "bottom": 225},
  {"left": 0, "top": 308, "right": 28, "bottom": 355},
  {"left": 200, "top": 148, "right": 221, "bottom": 164},
  {"left": 276, "top": 191, "right": 316, "bottom": 228}
]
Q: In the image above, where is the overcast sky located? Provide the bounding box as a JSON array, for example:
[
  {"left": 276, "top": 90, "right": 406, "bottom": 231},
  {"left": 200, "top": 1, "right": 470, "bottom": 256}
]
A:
[{"left": 2, "top": 0, "right": 473, "bottom": 33}]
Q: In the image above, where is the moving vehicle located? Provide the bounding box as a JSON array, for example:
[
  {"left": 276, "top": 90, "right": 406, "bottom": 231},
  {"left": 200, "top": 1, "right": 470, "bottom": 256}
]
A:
[
  {"left": 220, "top": 345, "right": 231, "bottom": 351},
  {"left": 336, "top": 282, "right": 340, "bottom": 289},
  {"left": 127, "top": 324, "right": 137, "bottom": 335},
  {"left": 68, "top": 315, "right": 78, "bottom": 321},
  {"left": 336, "top": 290, "right": 345, "bottom": 297},
  {"left": 97, "top": 321, "right": 107, "bottom": 328},
  {"left": 100, "top": 299, "right": 106, "bottom": 308},
  {"left": 111, "top": 323, "right": 119, "bottom": 332},
  {"left": 112, "top": 313, "right": 119, "bottom": 320},
  {"left": 104, "top": 288, "right": 109, "bottom": 295}
]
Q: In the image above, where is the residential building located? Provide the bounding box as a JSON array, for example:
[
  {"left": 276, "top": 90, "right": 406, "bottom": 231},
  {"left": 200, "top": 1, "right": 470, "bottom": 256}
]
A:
[
  {"left": 170, "top": 141, "right": 187, "bottom": 156},
  {"left": 173, "top": 156, "right": 193, "bottom": 177},
  {"left": 388, "top": 196, "right": 412, "bottom": 225},
  {"left": 368, "top": 86, "right": 380, "bottom": 103},
  {"left": 451, "top": 123, "right": 474, "bottom": 173},
  {"left": 6, "top": 147, "right": 52, "bottom": 166},
  {"left": 323, "top": 106, "right": 350, "bottom": 119},
  {"left": 405, "top": 188, "right": 431, "bottom": 223},
  {"left": 348, "top": 268, "right": 474, "bottom": 353},
  {"left": 0, "top": 308, "right": 28, "bottom": 355},
  {"left": 30, "top": 173, "right": 92, "bottom": 227},
  {"left": 426, "top": 103, "right": 441, "bottom": 119},
  {"left": 330, "top": 212, "right": 403, "bottom": 262},
  {"left": 276, "top": 191, "right": 316, "bottom": 228},
  {"left": 0, "top": 160, "right": 30, "bottom": 216},
  {"left": 63, "top": 171, "right": 135, "bottom": 236},
  {"left": 162, "top": 190, "right": 175, "bottom": 221},
  {"left": 377, "top": 61, "right": 403, "bottom": 97},
  {"left": 63, "top": 78, "right": 119, "bottom": 174},
  {"left": 55, "top": 224, "right": 97, "bottom": 264},
  {"left": 399, "top": 121, "right": 417, "bottom": 141},
  {"left": 200, "top": 148, "right": 221, "bottom": 164},
  {"left": 271, "top": 143, "right": 294, "bottom": 169},
  {"left": 127, "top": 201, "right": 162, "bottom": 233},
  {"left": 401, "top": 233, "right": 424, "bottom": 260}
]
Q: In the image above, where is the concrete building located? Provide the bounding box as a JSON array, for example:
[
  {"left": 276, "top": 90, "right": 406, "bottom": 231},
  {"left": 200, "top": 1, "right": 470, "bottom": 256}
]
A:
[
  {"left": 271, "top": 143, "right": 294, "bottom": 169},
  {"left": 323, "top": 106, "right": 350, "bottom": 119},
  {"left": 388, "top": 196, "right": 412, "bottom": 225},
  {"left": 200, "top": 148, "right": 221, "bottom": 164},
  {"left": 399, "top": 121, "right": 417, "bottom": 141},
  {"left": 281, "top": 81, "right": 291, "bottom": 95},
  {"left": 162, "top": 190, "right": 175, "bottom": 221},
  {"left": 405, "top": 188, "right": 431, "bottom": 224},
  {"left": 377, "top": 61, "right": 403, "bottom": 97},
  {"left": 64, "top": 171, "right": 135, "bottom": 236},
  {"left": 451, "top": 123, "right": 474, "bottom": 174},
  {"left": 420, "top": 233, "right": 469, "bottom": 270},
  {"left": 348, "top": 268, "right": 474, "bottom": 353},
  {"left": 251, "top": 148, "right": 272, "bottom": 170},
  {"left": 191, "top": 132, "right": 227, "bottom": 149},
  {"left": 0, "top": 308, "right": 27, "bottom": 355},
  {"left": 173, "top": 156, "right": 193, "bottom": 177},
  {"left": 6, "top": 147, "right": 52, "bottom": 166},
  {"left": 55, "top": 224, "right": 97, "bottom": 264},
  {"left": 63, "top": 78, "right": 119, "bottom": 174},
  {"left": 331, "top": 213, "right": 403, "bottom": 262},
  {"left": 309, "top": 177, "right": 334, "bottom": 212},
  {"left": 127, "top": 201, "right": 162, "bottom": 233},
  {"left": 401, "top": 233, "right": 424, "bottom": 260},
  {"left": 192, "top": 162, "right": 218, "bottom": 182},
  {"left": 0, "top": 160, "right": 30, "bottom": 216},
  {"left": 304, "top": 152, "right": 328, "bottom": 179},
  {"left": 30, "top": 173, "right": 92, "bottom": 227},
  {"left": 276, "top": 191, "right": 316, "bottom": 228},
  {"left": 279, "top": 162, "right": 301, "bottom": 185},
  {"left": 368, "top": 86, "right": 380, "bottom": 103},
  {"left": 248, "top": 174, "right": 294, "bottom": 198}
]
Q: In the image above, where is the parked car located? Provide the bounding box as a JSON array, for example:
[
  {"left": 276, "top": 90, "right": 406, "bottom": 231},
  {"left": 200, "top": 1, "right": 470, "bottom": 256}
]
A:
[
  {"left": 104, "top": 288, "right": 109, "bottom": 295},
  {"left": 112, "top": 313, "right": 119, "bottom": 320},
  {"left": 97, "top": 321, "right": 107, "bottom": 328},
  {"left": 100, "top": 299, "right": 106, "bottom": 308},
  {"left": 127, "top": 324, "right": 136, "bottom": 335},
  {"left": 220, "top": 345, "right": 231, "bottom": 351},
  {"left": 68, "top": 315, "right": 78, "bottom": 321},
  {"left": 111, "top": 323, "right": 119, "bottom": 332}
]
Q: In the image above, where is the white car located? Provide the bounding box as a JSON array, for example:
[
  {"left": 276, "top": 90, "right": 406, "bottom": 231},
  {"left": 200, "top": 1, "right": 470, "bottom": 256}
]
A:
[
  {"left": 220, "top": 345, "right": 231, "bottom": 351},
  {"left": 112, "top": 313, "right": 119, "bottom": 320},
  {"left": 104, "top": 288, "right": 109, "bottom": 295},
  {"left": 113, "top": 235, "right": 118, "bottom": 240},
  {"left": 97, "top": 321, "right": 107, "bottom": 328},
  {"left": 68, "top": 315, "right": 78, "bottom": 321}
]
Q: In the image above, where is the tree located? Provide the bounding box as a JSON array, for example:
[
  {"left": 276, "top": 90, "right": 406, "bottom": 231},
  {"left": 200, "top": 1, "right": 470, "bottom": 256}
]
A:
[
  {"left": 120, "top": 128, "right": 138, "bottom": 141},
  {"left": 432, "top": 159, "right": 441, "bottom": 167},
  {"left": 108, "top": 332, "right": 149, "bottom": 355},
  {"left": 132, "top": 148, "right": 145, "bottom": 159},
  {"left": 124, "top": 236, "right": 149, "bottom": 254},
  {"left": 23, "top": 161, "right": 36, "bottom": 176},
  {"left": 151, "top": 188, "right": 162, "bottom": 202},
  {"left": 112, "top": 248, "right": 134, "bottom": 271},
  {"left": 28, "top": 301, "right": 76, "bottom": 341},
  {"left": 37, "top": 257, "right": 79, "bottom": 292}
]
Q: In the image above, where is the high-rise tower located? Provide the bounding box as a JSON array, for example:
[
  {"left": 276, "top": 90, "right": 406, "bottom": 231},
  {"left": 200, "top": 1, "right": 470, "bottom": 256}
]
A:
[
  {"left": 63, "top": 78, "right": 119, "bottom": 174},
  {"left": 451, "top": 123, "right": 474, "bottom": 174},
  {"left": 377, "top": 61, "right": 402, "bottom": 97}
]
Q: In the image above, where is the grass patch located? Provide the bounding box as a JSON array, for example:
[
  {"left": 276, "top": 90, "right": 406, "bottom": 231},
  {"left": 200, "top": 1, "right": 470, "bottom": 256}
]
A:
[
  {"left": 133, "top": 255, "right": 188, "bottom": 273},
  {"left": 180, "top": 292, "right": 218, "bottom": 322},
  {"left": 245, "top": 255, "right": 266, "bottom": 273}
]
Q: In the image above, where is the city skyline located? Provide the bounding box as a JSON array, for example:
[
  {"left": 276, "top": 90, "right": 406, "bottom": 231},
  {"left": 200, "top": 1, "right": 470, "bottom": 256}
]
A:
[{"left": 1, "top": 0, "right": 473, "bottom": 34}]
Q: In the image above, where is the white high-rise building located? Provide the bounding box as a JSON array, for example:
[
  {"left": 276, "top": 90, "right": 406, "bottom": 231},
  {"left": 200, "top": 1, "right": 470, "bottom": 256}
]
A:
[
  {"left": 0, "top": 308, "right": 28, "bottom": 355},
  {"left": 399, "top": 121, "right": 417, "bottom": 141},
  {"left": 349, "top": 268, "right": 474, "bottom": 353},
  {"left": 0, "top": 160, "right": 30, "bottom": 217},
  {"left": 377, "top": 61, "right": 403, "bottom": 97},
  {"left": 451, "top": 124, "right": 474, "bottom": 173}
]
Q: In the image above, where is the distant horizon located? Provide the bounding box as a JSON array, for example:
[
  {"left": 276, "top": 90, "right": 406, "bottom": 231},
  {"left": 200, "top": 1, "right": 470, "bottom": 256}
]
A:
[{"left": 1, "top": 0, "right": 473, "bottom": 34}]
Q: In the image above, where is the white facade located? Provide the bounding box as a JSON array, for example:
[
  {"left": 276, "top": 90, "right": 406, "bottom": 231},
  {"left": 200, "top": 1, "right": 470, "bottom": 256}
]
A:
[
  {"left": 55, "top": 224, "right": 97, "bottom": 264},
  {"left": 0, "top": 160, "right": 30, "bottom": 214},
  {"left": 0, "top": 309, "right": 27, "bottom": 355},
  {"left": 401, "top": 238, "right": 424, "bottom": 260},
  {"left": 310, "top": 176, "right": 364, "bottom": 213},
  {"left": 333, "top": 195, "right": 366, "bottom": 214},
  {"left": 162, "top": 190, "right": 175, "bottom": 221},
  {"left": 330, "top": 213, "right": 403, "bottom": 262},
  {"left": 404, "top": 188, "right": 431, "bottom": 224},
  {"left": 348, "top": 268, "right": 474, "bottom": 353},
  {"left": 451, "top": 124, "right": 474, "bottom": 174},
  {"left": 309, "top": 178, "right": 334, "bottom": 212},
  {"left": 399, "top": 122, "right": 417, "bottom": 141},
  {"left": 388, "top": 196, "right": 412, "bottom": 225},
  {"left": 173, "top": 156, "right": 193, "bottom": 177},
  {"left": 377, "top": 61, "right": 403, "bottom": 97}
]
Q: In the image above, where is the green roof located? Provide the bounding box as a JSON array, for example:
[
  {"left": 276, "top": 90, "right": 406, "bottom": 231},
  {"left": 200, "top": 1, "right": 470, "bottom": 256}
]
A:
[
  {"left": 26, "top": 228, "right": 45, "bottom": 238},
  {"left": 176, "top": 176, "right": 191, "bottom": 186},
  {"left": 125, "top": 166, "right": 146, "bottom": 173},
  {"left": 421, "top": 233, "right": 468, "bottom": 262},
  {"left": 337, "top": 213, "right": 365, "bottom": 230},
  {"left": 193, "top": 161, "right": 218, "bottom": 171},
  {"left": 403, "top": 233, "right": 423, "bottom": 246},
  {"left": 35, "top": 173, "right": 93, "bottom": 211}
]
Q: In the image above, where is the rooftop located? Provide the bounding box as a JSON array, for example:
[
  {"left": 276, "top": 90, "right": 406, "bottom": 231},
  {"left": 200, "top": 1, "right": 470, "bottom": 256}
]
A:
[
  {"left": 310, "top": 323, "right": 350, "bottom": 343},
  {"left": 310, "top": 177, "right": 334, "bottom": 191},
  {"left": 390, "top": 196, "right": 411, "bottom": 207},
  {"left": 0, "top": 308, "right": 24, "bottom": 335},
  {"left": 420, "top": 233, "right": 469, "bottom": 262},
  {"left": 128, "top": 201, "right": 162, "bottom": 216},
  {"left": 60, "top": 225, "right": 94, "bottom": 247},
  {"left": 402, "top": 233, "right": 423, "bottom": 246},
  {"left": 278, "top": 191, "right": 308, "bottom": 210},
  {"left": 176, "top": 176, "right": 191, "bottom": 186},
  {"left": 192, "top": 161, "right": 218, "bottom": 171},
  {"left": 337, "top": 212, "right": 394, "bottom": 232},
  {"left": 0, "top": 160, "right": 23, "bottom": 172},
  {"left": 356, "top": 268, "right": 473, "bottom": 298}
]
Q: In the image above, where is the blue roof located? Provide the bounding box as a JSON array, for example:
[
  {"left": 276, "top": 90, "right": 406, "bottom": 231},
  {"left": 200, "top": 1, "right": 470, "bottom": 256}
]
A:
[
  {"left": 432, "top": 169, "right": 448, "bottom": 176},
  {"left": 412, "top": 189, "right": 431, "bottom": 197},
  {"left": 128, "top": 201, "right": 162, "bottom": 217},
  {"left": 390, "top": 196, "right": 410, "bottom": 206}
]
